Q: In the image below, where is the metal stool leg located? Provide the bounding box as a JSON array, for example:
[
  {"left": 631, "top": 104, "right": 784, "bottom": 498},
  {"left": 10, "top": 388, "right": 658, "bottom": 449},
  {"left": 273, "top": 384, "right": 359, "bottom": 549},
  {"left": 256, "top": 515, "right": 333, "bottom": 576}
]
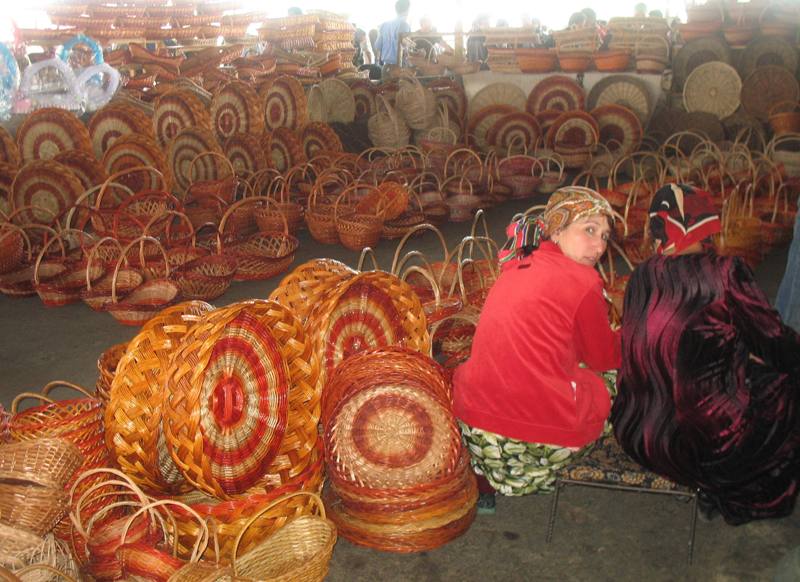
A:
[
  {"left": 546, "top": 479, "right": 564, "bottom": 543},
  {"left": 687, "top": 491, "right": 698, "bottom": 566}
]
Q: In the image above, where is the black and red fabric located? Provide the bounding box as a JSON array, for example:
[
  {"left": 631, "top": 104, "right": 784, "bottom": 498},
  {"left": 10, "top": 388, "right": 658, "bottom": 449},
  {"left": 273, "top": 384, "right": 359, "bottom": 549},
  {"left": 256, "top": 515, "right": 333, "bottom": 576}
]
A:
[{"left": 649, "top": 183, "right": 721, "bottom": 255}]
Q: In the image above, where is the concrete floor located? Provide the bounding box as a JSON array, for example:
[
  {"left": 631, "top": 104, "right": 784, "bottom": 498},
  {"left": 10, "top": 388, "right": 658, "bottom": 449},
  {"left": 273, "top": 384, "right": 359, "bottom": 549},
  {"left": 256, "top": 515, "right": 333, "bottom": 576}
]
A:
[{"left": 1, "top": 196, "right": 796, "bottom": 581}]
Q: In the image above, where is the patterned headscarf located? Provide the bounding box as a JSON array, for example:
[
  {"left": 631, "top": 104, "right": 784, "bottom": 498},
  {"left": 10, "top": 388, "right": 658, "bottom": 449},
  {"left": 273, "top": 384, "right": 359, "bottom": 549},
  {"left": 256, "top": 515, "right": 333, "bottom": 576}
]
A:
[
  {"left": 542, "top": 186, "right": 616, "bottom": 237},
  {"left": 649, "top": 183, "right": 720, "bottom": 255},
  {"left": 498, "top": 186, "right": 616, "bottom": 264}
]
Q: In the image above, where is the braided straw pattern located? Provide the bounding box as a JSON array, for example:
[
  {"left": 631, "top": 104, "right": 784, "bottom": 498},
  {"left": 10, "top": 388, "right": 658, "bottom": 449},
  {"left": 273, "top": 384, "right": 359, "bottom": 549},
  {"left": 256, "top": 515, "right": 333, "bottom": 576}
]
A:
[
  {"left": 306, "top": 271, "right": 430, "bottom": 389},
  {"left": 163, "top": 300, "right": 321, "bottom": 499},
  {"left": 301, "top": 122, "right": 343, "bottom": 160},
  {"left": 95, "top": 341, "right": 129, "bottom": 402},
  {"left": 11, "top": 161, "right": 84, "bottom": 225},
  {"left": 16, "top": 108, "right": 92, "bottom": 162},
  {"left": 211, "top": 81, "right": 264, "bottom": 142},
  {"left": 268, "top": 258, "right": 356, "bottom": 325},
  {"left": 269, "top": 127, "right": 306, "bottom": 172},
  {"left": 224, "top": 133, "right": 271, "bottom": 177},
  {"left": 105, "top": 301, "right": 214, "bottom": 495},
  {"left": 263, "top": 75, "right": 308, "bottom": 132},
  {"left": 102, "top": 134, "right": 173, "bottom": 193},
  {"left": 154, "top": 90, "right": 212, "bottom": 147},
  {"left": 168, "top": 127, "right": 224, "bottom": 193},
  {"left": 89, "top": 102, "right": 155, "bottom": 159},
  {"left": 0, "top": 482, "right": 70, "bottom": 536},
  {"left": 53, "top": 149, "right": 108, "bottom": 191}
]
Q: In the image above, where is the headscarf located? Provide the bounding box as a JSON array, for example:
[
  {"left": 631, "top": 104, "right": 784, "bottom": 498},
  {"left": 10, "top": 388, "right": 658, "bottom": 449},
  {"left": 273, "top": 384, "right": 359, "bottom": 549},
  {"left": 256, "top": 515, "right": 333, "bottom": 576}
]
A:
[
  {"left": 498, "top": 186, "right": 616, "bottom": 263},
  {"left": 649, "top": 183, "right": 720, "bottom": 255}
]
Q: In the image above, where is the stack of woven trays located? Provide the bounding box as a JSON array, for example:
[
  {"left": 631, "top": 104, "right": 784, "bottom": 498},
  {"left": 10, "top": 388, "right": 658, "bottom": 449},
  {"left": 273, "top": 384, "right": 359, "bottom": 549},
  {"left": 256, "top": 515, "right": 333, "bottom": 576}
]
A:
[
  {"left": 321, "top": 347, "right": 477, "bottom": 552},
  {"left": 103, "top": 299, "right": 325, "bottom": 564},
  {"left": 0, "top": 438, "right": 83, "bottom": 578}
]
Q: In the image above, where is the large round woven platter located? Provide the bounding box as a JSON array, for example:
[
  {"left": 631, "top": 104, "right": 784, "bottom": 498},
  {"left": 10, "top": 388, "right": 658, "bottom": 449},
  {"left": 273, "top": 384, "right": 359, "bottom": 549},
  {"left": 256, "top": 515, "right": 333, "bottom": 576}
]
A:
[
  {"left": 313, "top": 78, "right": 356, "bottom": 123},
  {"left": 0, "top": 126, "right": 20, "bottom": 167},
  {"left": 210, "top": 80, "right": 263, "bottom": 143},
  {"left": 306, "top": 271, "right": 429, "bottom": 388},
  {"left": 586, "top": 74, "right": 653, "bottom": 126},
  {"left": 15, "top": 107, "right": 92, "bottom": 162},
  {"left": 88, "top": 102, "right": 154, "bottom": 159},
  {"left": 739, "top": 36, "right": 799, "bottom": 80},
  {"left": 168, "top": 127, "right": 224, "bottom": 193},
  {"left": 102, "top": 134, "right": 172, "bottom": 193},
  {"left": 467, "top": 82, "right": 526, "bottom": 118},
  {"left": 269, "top": 258, "right": 357, "bottom": 325},
  {"left": 526, "top": 75, "right": 586, "bottom": 115},
  {"left": 683, "top": 61, "right": 742, "bottom": 119},
  {"left": 153, "top": 89, "right": 212, "bottom": 147},
  {"left": 301, "top": 122, "right": 343, "bottom": 159},
  {"left": 486, "top": 111, "right": 542, "bottom": 154},
  {"left": 589, "top": 104, "right": 642, "bottom": 155},
  {"left": 468, "top": 104, "right": 517, "bottom": 152},
  {"left": 11, "top": 160, "right": 84, "bottom": 224},
  {"left": 0, "top": 163, "right": 16, "bottom": 217},
  {"left": 672, "top": 37, "right": 732, "bottom": 89},
  {"left": 268, "top": 127, "right": 306, "bottom": 172},
  {"left": 263, "top": 75, "right": 308, "bottom": 132},
  {"left": 106, "top": 301, "right": 214, "bottom": 494},
  {"left": 224, "top": 133, "right": 271, "bottom": 177},
  {"left": 741, "top": 65, "right": 800, "bottom": 121},
  {"left": 326, "top": 383, "right": 460, "bottom": 489},
  {"left": 52, "top": 149, "right": 108, "bottom": 192},
  {"left": 163, "top": 301, "right": 301, "bottom": 498},
  {"left": 349, "top": 80, "right": 376, "bottom": 120},
  {"left": 545, "top": 110, "right": 600, "bottom": 148}
]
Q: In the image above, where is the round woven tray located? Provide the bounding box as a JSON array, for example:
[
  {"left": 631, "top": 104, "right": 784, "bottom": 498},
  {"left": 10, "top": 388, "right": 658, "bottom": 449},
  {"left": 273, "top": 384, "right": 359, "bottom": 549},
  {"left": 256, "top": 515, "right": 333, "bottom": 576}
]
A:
[
  {"left": 587, "top": 74, "right": 654, "bottom": 126},
  {"left": 88, "top": 102, "right": 154, "bottom": 159},
  {"left": 11, "top": 160, "right": 84, "bottom": 225},
  {"left": 263, "top": 75, "right": 308, "bottom": 132},
  {"left": 302, "top": 122, "right": 343, "bottom": 159},
  {"left": 486, "top": 111, "right": 541, "bottom": 154},
  {"left": 168, "top": 127, "right": 224, "bottom": 193},
  {"left": 224, "top": 133, "right": 271, "bottom": 177},
  {"left": 739, "top": 36, "right": 799, "bottom": 80},
  {"left": 269, "top": 127, "right": 306, "bottom": 172},
  {"left": 431, "top": 81, "right": 467, "bottom": 121},
  {"left": 546, "top": 110, "right": 600, "bottom": 148},
  {"left": 306, "top": 271, "right": 430, "bottom": 389},
  {"left": 0, "top": 126, "right": 19, "bottom": 168},
  {"left": 468, "top": 82, "right": 526, "bottom": 118},
  {"left": 53, "top": 149, "right": 108, "bottom": 191},
  {"left": 468, "top": 104, "right": 517, "bottom": 152},
  {"left": 316, "top": 78, "right": 356, "bottom": 123},
  {"left": 106, "top": 301, "right": 214, "bottom": 495},
  {"left": 269, "top": 258, "right": 356, "bottom": 325},
  {"left": 349, "top": 80, "right": 376, "bottom": 120},
  {"left": 741, "top": 65, "right": 800, "bottom": 121},
  {"left": 526, "top": 75, "right": 586, "bottom": 114},
  {"left": 683, "top": 61, "right": 742, "bottom": 119},
  {"left": 210, "top": 80, "right": 263, "bottom": 143},
  {"left": 672, "top": 36, "right": 732, "bottom": 89},
  {"left": 163, "top": 300, "right": 320, "bottom": 499},
  {"left": 15, "top": 107, "right": 92, "bottom": 163},
  {"left": 153, "top": 89, "right": 212, "bottom": 147},
  {"left": 590, "top": 104, "right": 642, "bottom": 155},
  {"left": 102, "top": 134, "right": 173, "bottom": 193}
]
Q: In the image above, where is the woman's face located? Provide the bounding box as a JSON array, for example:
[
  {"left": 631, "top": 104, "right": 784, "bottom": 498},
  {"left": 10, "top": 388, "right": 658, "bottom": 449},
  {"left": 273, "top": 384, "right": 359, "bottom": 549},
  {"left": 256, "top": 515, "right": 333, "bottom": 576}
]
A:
[{"left": 551, "top": 214, "right": 611, "bottom": 267}]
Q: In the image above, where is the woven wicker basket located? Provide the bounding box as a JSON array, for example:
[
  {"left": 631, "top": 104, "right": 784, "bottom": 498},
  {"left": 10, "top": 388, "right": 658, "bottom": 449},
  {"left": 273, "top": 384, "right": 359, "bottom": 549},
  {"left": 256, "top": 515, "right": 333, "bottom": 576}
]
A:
[
  {"left": 0, "top": 438, "right": 83, "bottom": 490},
  {"left": 368, "top": 95, "right": 410, "bottom": 149}
]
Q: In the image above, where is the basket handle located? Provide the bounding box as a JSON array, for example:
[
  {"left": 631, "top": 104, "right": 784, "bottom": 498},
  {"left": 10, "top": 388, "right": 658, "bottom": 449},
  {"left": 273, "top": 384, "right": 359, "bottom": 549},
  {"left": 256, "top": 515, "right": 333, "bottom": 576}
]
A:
[
  {"left": 390, "top": 223, "right": 449, "bottom": 275},
  {"left": 32, "top": 227, "right": 86, "bottom": 285},
  {"left": 401, "top": 264, "right": 442, "bottom": 308},
  {"left": 41, "top": 380, "right": 95, "bottom": 399},
  {"left": 470, "top": 208, "right": 490, "bottom": 240},
  {"left": 120, "top": 499, "right": 210, "bottom": 562},
  {"left": 230, "top": 491, "right": 326, "bottom": 575},
  {"left": 146, "top": 209, "right": 195, "bottom": 248},
  {"left": 95, "top": 165, "right": 165, "bottom": 209},
  {"left": 357, "top": 247, "right": 380, "bottom": 272},
  {"left": 189, "top": 151, "right": 235, "bottom": 183},
  {"left": 13, "top": 565, "right": 76, "bottom": 582},
  {"left": 10, "top": 391, "right": 56, "bottom": 413},
  {"left": 111, "top": 235, "right": 168, "bottom": 303},
  {"left": 6, "top": 204, "right": 58, "bottom": 227},
  {"left": 444, "top": 147, "right": 482, "bottom": 179},
  {"left": 217, "top": 195, "right": 286, "bottom": 252}
]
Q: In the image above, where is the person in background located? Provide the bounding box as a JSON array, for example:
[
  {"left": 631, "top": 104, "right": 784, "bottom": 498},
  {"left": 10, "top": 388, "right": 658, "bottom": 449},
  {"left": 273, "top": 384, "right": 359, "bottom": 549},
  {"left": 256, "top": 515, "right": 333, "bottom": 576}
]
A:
[
  {"left": 634, "top": 2, "right": 648, "bottom": 17},
  {"left": 454, "top": 187, "right": 621, "bottom": 512},
  {"left": 612, "top": 184, "right": 800, "bottom": 525},
  {"left": 776, "top": 197, "right": 800, "bottom": 332},
  {"left": 413, "top": 16, "right": 450, "bottom": 59},
  {"left": 374, "top": 0, "right": 411, "bottom": 66},
  {"left": 649, "top": 9, "right": 664, "bottom": 18},
  {"left": 467, "top": 13, "right": 490, "bottom": 65},
  {"left": 568, "top": 11, "right": 586, "bottom": 29},
  {"left": 353, "top": 28, "right": 375, "bottom": 66},
  {"left": 288, "top": 6, "right": 303, "bottom": 16}
]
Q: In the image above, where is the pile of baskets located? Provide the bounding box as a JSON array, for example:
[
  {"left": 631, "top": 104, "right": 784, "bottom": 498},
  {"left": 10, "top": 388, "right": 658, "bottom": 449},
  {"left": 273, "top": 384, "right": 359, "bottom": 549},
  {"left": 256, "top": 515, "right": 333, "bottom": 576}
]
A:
[{"left": 321, "top": 347, "right": 477, "bottom": 552}]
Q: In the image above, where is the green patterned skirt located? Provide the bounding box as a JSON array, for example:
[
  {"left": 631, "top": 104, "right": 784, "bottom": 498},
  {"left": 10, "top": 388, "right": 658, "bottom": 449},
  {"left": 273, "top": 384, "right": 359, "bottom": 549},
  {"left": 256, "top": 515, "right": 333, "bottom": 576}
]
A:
[{"left": 460, "top": 370, "right": 617, "bottom": 496}]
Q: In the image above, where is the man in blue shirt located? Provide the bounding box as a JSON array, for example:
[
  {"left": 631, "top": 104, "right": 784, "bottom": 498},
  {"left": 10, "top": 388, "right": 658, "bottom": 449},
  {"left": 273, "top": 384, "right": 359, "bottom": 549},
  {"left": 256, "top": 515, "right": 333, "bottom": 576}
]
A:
[{"left": 374, "top": 0, "right": 411, "bottom": 66}]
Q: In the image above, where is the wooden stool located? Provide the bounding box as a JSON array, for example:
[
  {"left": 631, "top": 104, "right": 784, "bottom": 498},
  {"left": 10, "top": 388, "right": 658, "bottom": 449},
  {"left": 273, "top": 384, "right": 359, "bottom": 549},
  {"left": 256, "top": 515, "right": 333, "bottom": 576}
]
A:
[{"left": 545, "top": 434, "right": 699, "bottom": 565}]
